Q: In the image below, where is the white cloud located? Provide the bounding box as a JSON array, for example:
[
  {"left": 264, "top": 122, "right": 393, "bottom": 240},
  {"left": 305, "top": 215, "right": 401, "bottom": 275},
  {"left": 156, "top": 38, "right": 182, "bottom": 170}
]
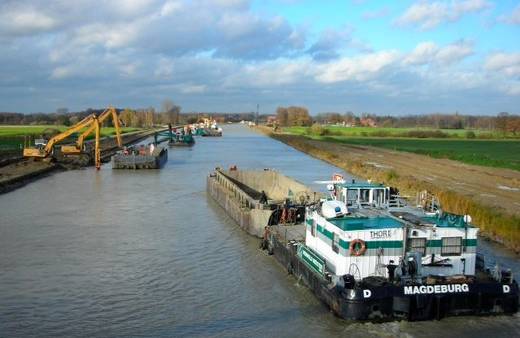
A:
[
  {"left": 180, "top": 85, "right": 207, "bottom": 94},
  {"left": 396, "top": 0, "right": 491, "bottom": 30},
  {"left": 1, "top": 0, "right": 305, "bottom": 60},
  {"left": 108, "top": 0, "right": 159, "bottom": 17},
  {"left": 154, "top": 57, "right": 175, "bottom": 79},
  {"left": 306, "top": 27, "right": 354, "bottom": 60},
  {"left": 50, "top": 66, "right": 74, "bottom": 79},
  {"left": 315, "top": 51, "right": 400, "bottom": 83},
  {"left": 505, "top": 83, "right": 520, "bottom": 96},
  {"left": 485, "top": 52, "right": 520, "bottom": 77},
  {"left": 404, "top": 42, "right": 438, "bottom": 65},
  {"left": 0, "top": 6, "right": 58, "bottom": 36},
  {"left": 404, "top": 40, "right": 474, "bottom": 66},
  {"left": 499, "top": 5, "right": 520, "bottom": 25},
  {"left": 223, "top": 59, "right": 311, "bottom": 87},
  {"left": 119, "top": 63, "right": 139, "bottom": 77},
  {"left": 160, "top": 0, "right": 182, "bottom": 16},
  {"left": 0, "top": 0, "right": 518, "bottom": 113}
]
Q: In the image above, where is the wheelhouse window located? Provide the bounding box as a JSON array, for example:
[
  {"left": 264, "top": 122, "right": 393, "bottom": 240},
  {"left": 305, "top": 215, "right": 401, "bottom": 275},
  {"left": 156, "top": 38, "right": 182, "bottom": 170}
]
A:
[
  {"left": 332, "top": 233, "right": 339, "bottom": 253},
  {"left": 311, "top": 220, "right": 316, "bottom": 237},
  {"left": 408, "top": 237, "right": 426, "bottom": 255},
  {"left": 346, "top": 190, "right": 358, "bottom": 207},
  {"left": 441, "top": 237, "right": 462, "bottom": 256},
  {"left": 359, "top": 189, "right": 370, "bottom": 205}
]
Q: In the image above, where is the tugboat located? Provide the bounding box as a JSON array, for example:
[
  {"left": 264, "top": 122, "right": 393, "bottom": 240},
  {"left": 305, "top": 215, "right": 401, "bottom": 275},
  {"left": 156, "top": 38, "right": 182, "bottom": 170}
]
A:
[
  {"left": 266, "top": 176, "right": 519, "bottom": 321},
  {"left": 169, "top": 131, "right": 195, "bottom": 147},
  {"left": 207, "top": 168, "right": 519, "bottom": 321},
  {"left": 194, "top": 118, "right": 222, "bottom": 136}
]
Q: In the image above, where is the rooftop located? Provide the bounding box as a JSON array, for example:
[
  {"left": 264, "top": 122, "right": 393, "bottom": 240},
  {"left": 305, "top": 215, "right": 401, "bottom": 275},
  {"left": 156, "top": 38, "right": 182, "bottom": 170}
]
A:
[
  {"left": 422, "top": 214, "right": 473, "bottom": 228},
  {"left": 337, "top": 181, "right": 386, "bottom": 189}
]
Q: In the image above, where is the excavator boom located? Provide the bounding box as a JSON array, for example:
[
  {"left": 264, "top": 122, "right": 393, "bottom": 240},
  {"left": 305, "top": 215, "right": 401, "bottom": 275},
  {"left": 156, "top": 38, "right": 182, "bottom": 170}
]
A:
[
  {"left": 61, "top": 106, "right": 122, "bottom": 156},
  {"left": 23, "top": 113, "right": 96, "bottom": 158}
]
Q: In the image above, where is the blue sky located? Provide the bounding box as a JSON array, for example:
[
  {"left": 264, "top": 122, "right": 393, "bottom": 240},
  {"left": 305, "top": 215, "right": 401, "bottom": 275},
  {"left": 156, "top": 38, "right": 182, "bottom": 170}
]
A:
[{"left": 0, "top": 0, "right": 519, "bottom": 115}]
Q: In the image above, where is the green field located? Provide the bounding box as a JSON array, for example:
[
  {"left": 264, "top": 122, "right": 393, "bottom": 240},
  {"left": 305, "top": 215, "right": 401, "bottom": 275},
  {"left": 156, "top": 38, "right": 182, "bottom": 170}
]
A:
[
  {"left": 0, "top": 125, "right": 139, "bottom": 138},
  {"left": 284, "top": 127, "right": 520, "bottom": 171},
  {"left": 0, "top": 125, "right": 141, "bottom": 153},
  {"left": 285, "top": 126, "right": 518, "bottom": 139}
]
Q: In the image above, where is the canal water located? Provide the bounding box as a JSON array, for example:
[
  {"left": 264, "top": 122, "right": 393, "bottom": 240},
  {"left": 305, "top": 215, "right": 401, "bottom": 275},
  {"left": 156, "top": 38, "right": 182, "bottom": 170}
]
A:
[{"left": 1, "top": 125, "right": 519, "bottom": 337}]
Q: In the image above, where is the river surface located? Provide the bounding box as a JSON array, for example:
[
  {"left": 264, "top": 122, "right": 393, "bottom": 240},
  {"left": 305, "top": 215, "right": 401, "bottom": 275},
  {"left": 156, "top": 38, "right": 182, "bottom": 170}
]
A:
[{"left": 1, "top": 124, "right": 519, "bottom": 338}]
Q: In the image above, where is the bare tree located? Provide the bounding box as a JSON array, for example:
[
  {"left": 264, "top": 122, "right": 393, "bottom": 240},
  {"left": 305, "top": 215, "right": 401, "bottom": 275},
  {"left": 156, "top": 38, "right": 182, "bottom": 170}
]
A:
[{"left": 161, "top": 99, "right": 181, "bottom": 125}]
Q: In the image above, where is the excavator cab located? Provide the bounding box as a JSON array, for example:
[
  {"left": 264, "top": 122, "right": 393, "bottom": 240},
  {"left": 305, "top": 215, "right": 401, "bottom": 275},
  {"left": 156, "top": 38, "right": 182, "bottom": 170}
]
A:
[{"left": 23, "top": 147, "right": 46, "bottom": 158}]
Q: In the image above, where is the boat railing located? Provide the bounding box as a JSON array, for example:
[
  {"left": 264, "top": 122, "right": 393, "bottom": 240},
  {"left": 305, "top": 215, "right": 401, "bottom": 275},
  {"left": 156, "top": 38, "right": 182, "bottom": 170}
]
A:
[{"left": 389, "top": 194, "right": 407, "bottom": 208}]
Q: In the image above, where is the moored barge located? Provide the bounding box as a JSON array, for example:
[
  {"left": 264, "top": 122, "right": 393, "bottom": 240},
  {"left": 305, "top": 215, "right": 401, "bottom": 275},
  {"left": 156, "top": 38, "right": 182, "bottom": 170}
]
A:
[
  {"left": 112, "top": 145, "right": 167, "bottom": 169},
  {"left": 207, "top": 168, "right": 519, "bottom": 321}
]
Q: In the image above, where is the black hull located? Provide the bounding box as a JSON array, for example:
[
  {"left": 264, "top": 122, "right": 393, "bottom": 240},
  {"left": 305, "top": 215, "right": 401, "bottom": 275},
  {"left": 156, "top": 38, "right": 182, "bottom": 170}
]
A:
[{"left": 269, "top": 235, "right": 519, "bottom": 321}]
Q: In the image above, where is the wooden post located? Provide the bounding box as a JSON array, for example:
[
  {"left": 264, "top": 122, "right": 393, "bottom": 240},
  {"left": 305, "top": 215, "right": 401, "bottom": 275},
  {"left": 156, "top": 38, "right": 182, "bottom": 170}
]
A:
[{"left": 95, "top": 117, "right": 101, "bottom": 170}]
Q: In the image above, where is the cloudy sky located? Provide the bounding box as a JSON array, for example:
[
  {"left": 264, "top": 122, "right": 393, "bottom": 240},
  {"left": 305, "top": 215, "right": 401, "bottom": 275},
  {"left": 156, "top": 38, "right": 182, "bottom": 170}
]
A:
[{"left": 0, "top": 0, "right": 519, "bottom": 114}]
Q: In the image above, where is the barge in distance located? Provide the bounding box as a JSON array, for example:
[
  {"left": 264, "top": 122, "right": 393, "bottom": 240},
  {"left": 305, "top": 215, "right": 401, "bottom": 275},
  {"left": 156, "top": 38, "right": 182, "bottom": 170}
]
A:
[{"left": 207, "top": 168, "right": 519, "bottom": 321}]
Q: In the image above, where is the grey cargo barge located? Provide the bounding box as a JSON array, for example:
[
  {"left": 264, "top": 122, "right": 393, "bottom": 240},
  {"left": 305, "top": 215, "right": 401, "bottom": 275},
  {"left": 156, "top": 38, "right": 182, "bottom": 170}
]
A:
[
  {"left": 207, "top": 168, "right": 317, "bottom": 237},
  {"left": 112, "top": 147, "right": 168, "bottom": 169}
]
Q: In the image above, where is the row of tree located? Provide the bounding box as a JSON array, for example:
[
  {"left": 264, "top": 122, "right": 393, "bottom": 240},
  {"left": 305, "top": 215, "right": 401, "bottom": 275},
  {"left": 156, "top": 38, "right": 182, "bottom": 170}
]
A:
[
  {"left": 496, "top": 112, "right": 520, "bottom": 135},
  {"left": 119, "top": 100, "right": 181, "bottom": 128},
  {"left": 312, "top": 112, "right": 520, "bottom": 132},
  {"left": 0, "top": 100, "right": 182, "bottom": 128},
  {"left": 1, "top": 104, "right": 518, "bottom": 133},
  {"left": 275, "top": 106, "right": 312, "bottom": 127}
]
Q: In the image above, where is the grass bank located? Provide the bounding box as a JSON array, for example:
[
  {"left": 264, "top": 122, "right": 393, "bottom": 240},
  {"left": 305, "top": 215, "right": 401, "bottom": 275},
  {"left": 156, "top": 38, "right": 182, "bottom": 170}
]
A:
[
  {"left": 0, "top": 125, "right": 140, "bottom": 138},
  {"left": 259, "top": 127, "right": 520, "bottom": 253},
  {"left": 285, "top": 127, "right": 520, "bottom": 171},
  {"left": 285, "top": 126, "right": 519, "bottom": 139}
]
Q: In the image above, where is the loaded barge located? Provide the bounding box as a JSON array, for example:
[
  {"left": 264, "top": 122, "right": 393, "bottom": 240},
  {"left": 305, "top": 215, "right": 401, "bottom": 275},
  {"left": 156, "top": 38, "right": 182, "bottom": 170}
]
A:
[
  {"left": 111, "top": 144, "right": 167, "bottom": 169},
  {"left": 207, "top": 168, "right": 519, "bottom": 321}
]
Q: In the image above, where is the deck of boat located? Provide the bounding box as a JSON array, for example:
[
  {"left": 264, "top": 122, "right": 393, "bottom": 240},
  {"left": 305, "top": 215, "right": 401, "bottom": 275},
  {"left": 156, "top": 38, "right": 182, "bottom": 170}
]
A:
[{"left": 270, "top": 224, "right": 306, "bottom": 243}]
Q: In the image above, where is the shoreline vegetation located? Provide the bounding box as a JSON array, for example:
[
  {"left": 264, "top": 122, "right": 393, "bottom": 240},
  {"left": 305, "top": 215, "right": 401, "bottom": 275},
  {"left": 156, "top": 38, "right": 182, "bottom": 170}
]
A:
[{"left": 256, "top": 125, "right": 520, "bottom": 254}]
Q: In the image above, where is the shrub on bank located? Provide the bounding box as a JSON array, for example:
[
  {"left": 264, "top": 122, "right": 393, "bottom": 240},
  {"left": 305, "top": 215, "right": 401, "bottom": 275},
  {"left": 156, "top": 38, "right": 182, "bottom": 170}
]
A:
[
  {"left": 406, "top": 130, "right": 448, "bottom": 138},
  {"left": 465, "top": 131, "right": 476, "bottom": 139},
  {"left": 310, "top": 124, "right": 330, "bottom": 136}
]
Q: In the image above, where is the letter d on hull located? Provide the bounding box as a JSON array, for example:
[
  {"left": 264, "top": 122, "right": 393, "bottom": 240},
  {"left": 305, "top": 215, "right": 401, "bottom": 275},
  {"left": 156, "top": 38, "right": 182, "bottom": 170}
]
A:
[
  {"left": 503, "top": 285, "right": 511, "bottom": 293},
  {"left": 363, "top": 289, "right": 372, "bottom": 298}
]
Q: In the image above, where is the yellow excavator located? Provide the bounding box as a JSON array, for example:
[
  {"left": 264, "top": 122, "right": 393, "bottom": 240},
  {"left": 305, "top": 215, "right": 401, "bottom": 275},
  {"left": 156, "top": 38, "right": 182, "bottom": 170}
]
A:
[
  {"left": 23, "top": 107, "right": 122, "bottom": 169},
  {"left": 61, "top": 107, "right": 122, "bottom": 155}
]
